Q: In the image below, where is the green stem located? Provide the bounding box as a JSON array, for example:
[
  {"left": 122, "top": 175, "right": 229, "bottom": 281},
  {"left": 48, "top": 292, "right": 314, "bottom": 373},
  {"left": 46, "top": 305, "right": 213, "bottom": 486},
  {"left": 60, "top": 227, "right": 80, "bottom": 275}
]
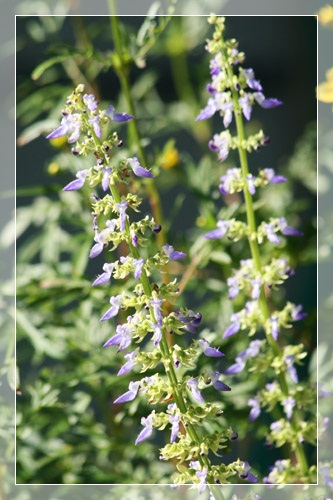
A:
[{"left": 222, "top": 44, "right": 309, "bottom": 478}]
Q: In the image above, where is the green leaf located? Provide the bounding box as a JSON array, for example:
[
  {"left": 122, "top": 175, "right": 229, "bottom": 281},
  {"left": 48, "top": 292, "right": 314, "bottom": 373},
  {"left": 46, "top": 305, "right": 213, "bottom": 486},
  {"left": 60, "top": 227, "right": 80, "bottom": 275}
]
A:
[{"left": 32, "top": 55, "right": 71, "bottom": 80}]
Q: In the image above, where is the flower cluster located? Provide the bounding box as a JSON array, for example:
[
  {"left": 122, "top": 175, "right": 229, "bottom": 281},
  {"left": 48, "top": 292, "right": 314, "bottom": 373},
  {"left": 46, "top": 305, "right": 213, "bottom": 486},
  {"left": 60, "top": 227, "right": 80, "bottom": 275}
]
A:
[
  {"left": 47, "top": 85, "right": 257, "bottom": 492},
  {"left": 198, "top": 15, "right": 316, "bottom": 484}
]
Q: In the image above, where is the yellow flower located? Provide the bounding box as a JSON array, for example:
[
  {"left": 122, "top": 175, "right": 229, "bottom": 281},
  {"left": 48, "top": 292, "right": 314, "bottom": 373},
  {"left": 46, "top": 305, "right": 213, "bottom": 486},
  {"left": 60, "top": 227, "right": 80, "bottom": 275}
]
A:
[
  {"left": 49, "top": 136, "right": 68, "bottom": 148},
  {"left": 317, "top": 68, "right": 333, "bottom": 103},
  {"left": 159, "top": 140, "right": 180, "bottom": 169},
  {"left": 317, "top": 4, "right": 333, "bottom": 26},
  {"left": 47, "top": 162, "right": 60, "bottom": 175}
]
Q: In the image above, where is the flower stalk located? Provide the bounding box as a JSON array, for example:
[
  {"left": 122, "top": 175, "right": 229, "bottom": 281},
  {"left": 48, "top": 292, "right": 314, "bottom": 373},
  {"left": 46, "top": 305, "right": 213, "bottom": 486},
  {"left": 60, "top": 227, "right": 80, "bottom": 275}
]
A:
[{"left": 197, "top": 15, "right": 316, "bottom": 483}]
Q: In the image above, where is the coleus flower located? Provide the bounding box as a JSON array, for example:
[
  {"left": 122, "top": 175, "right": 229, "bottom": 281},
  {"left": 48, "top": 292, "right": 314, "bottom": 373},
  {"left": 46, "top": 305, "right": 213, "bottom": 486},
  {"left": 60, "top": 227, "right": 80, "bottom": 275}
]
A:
[
  {"left": 187, "top": 378, "right": 204, "bottom": 403},
  {"left": 135, "top": 414, "right": 154, "bottom": 445},
  {"left": 127, "top": 157, "right": 154, "bottom": 178},
  {"left": 100, "top": 295, "right": 122, "bottom": 322},
  {"left": 189, "top": 461, "right": 208, "bottom": 494},
  {"left": 162, "top": 243, "right": 186, "bottom": 260},
  {"left": 113, "top": 380, "right": 140, "bottom": 404},
  {"left": 46, "top": 113, "right": 82, "bottom": 143},
  {"left": 63, "top": 169, "right": 89, "bottom": 191},
  {"left": 103, "top": 104, "right": 134, "bottom": 122}
]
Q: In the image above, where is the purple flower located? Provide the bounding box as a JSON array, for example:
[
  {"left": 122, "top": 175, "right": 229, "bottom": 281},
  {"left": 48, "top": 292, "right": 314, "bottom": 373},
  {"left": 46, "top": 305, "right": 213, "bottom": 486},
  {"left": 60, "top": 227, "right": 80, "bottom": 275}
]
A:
[
  {"left": 223, "top": 312, "right": 241, "bottom": 338},
  {"left": 263, "top": 223, "right": 280, "bottom": 244},
  {"left": 206, "top": 83, "right": 216, "bottom": 95},
  {"left": 89, "top": 228, "right": 111, "bottom": 258},
  {"left": 291, "top": 303, "right": 307, "bottom": 321},
  {"left": 46, "top": 113, "right": 82, "bottom": 143},
  {"left": 113, "top": 380, "right": 139, "bottom": 404},
  {"left": 168, "top": 406, "right": 181, "bottom": 443},
  {"left": 117, "top": 351, "right": 137, "bottom": 376},
  {"left": 248, "top": 397, "right": 261, "bottom": 422},
  {"left": 92, "top": 262, "right": 115, "bottom": 286},
  {"left": 204, "top": 220, "right": 229, "bottom": 240},
  {"left": 243, "top": 68, "right": 262, "bottom": 91},
  {"left": 253, "top": 92, "right": 283, "bottom": 109},
  {"left": 210, "top": 371, "right": 231, "bottom": 391},
  {"left": 102, "top": 167, "right": 112, "bottom": 191},
  {"left": 63, "top": 168, "right": 88, "bottom": 191},
  {"left": 88, "top": 115, "right": 102, "bottom": 138},
  {"left": 174, "top": 309, "right": 202, "bottom": 333},
  {"left": 189, "top": 461, "right": 208, "bottom": 494},
  {"left": 269, "top": 315, "right": 279, "bottom": 341},
  {"left": 152, "top": 323, "right": 162, "bottom": 346},
  {"left": 224, "top": 339, "right": 262, "bottom": 375},
  {"left": 284, "top": 355, "right": 298, "bottom": 383},
  {"left": 221, "top": 101, "right": 233, "bottom": 127},
  {"left": 239, "top": 94, "right": 252, "bottom": 120},
  {"left": 318, "top": 383, "right": 331, "bottom": 399},
  {"left": 135, "top": 414, "right": 154, "bottom": 445},
  {"left": 208, "top": 132, "right": 230, "bottom": 162},
  {"left": 250, "top": 278, "right": 261, "bottom": 300},
  {"left": 127, "top": 157, "right": 154, "bottom": 178},
  {"left": 247, "top": 339, "right": 262, "bottom": 357},
  {"left": 263, "top": 460, "right": 288, "bottom": 484},
  {"left": 162, "top": 243, "right": 186, "bottom": 261},
  {"left": 224, "top": 355, "right": 246, "bottom": 375},
  {"left": 187, "top": 378, "right": 204, "bottom": 403},
  {"left": 246, "top": 174, "right": 256, "bottom": 195},
  {"left": 116, "top": 201, "right": 128, "bottom": 232},
  {"left": 219, "top": 168, "right": 239, "bottom": 195},
  {"left": 131, "top": 231, "right": 138, "bottom": 247},
  {"left": 196, "top": 97, "right": 217, "bottom": 121},
  {"left": 104, "top": 105, "right": 134, "bottom": 122},
  {"left": 150, "top": 298, "right": 163, "bottom": 325},
  {"left": 103, "top": 322, "right": 131, "bottom": 351},
  {"left": 270, "top": 420, "right": 283, "bottom": 433},
  {"left": 100, "top": 295, "right": 122, "bottom": 322},
  {"left": 83, "top": 93, "right": 98, "bottom": 111},
  {"left": 239, "top": 461, "right": 258, "bottom": 483},
  {"left": 282, "top": 396, "right": 295, "bottom": 420},
  {"left": 320, "top": 466, "right": 333, "bottom": 488},
  {"left": 198, "top": 339, "right": 224, "bottom": 358},
  {"left": 227, "top": 276, "right": 239, "bottom": 300},
  {"left": 279, "top": 217, "right": 303, "bottom": 237},
  {"left": 133, "top": 258, "right": 144, "bottom": 279},
  {"left": 262, "top": 168, "right": 287, "bottom": 184},
  {"left": 209, "top": 55, "right": 221, "bottom": 75}
]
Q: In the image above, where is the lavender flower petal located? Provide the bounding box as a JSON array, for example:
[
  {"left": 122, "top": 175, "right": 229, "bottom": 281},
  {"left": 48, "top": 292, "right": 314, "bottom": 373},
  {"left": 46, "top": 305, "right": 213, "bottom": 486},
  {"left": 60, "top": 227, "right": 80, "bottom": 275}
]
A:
[
  {"left": 204, "top": 220, "right": 229, "bottom": 240},
  {"left": 248, "top": 398, "right": 261, "bottom": 422},
  {"left": 135, "top": 415, "right": 153, "bottom": 445},
  {"left": 63, "top": 169, "right": 88, "bottom": 191},
  {"left": 162, "top": 244, "right": 186, "bottom": 261},
  {"left": 104, "top": 105, "right": 134, "bottom": 122},
  {"left": 83, "top": 93, "right": 98, "bottom": 111},
  {"left": 117, "top": 352, "right": 137, "bottom": 376},
  {"left": 254, "top": 92, "right": 283, "bottom": 109},
  {"left": 114, "top": 381, "right": 139, "bottom": 404},
  {"left": 89, "top": 115, "right": 101, "bottom": 138},
  {"left": 187, "top": 378, "right": 204, "bottom": 403},
  {"left": 92, "top": 263, "right": 114, "bottom": 286},
  {"left": 198, "top": 339, "right": 224, "bottom": 357},
  {"left": 223, "top": 314, "right": 241, "bottom": 338},
  {"left": 128, "top": 157, "right": 154, "bottom": 178}
]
